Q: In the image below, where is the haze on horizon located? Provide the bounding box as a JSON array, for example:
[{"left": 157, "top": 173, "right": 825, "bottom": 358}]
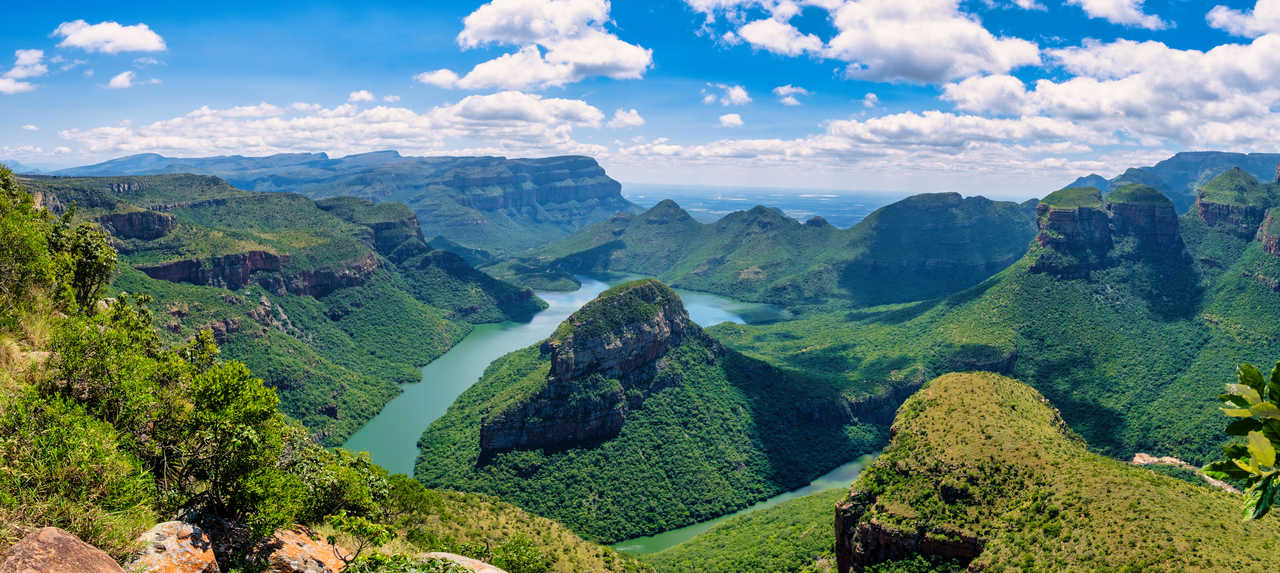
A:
[{"left": 4, "top": 0, "right": 1280, "bottom": 199}]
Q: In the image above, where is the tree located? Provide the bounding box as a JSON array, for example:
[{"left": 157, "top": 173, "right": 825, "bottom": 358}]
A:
[
  {"left": 1203, "top": 362, "right": 1280, "bottom": 520},
  {"left": 326, "top": 510, "right": 393, "bottom": 565}
]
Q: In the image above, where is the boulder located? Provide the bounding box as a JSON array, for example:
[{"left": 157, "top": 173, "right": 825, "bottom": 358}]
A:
[
  {"left": 0, "top": 527, "right": 124, "bottom": 573},
  {"left": 266, "top": 527, "right": 346, "bottom": 573},
  {"left": 422, "top": 553, "right": 507, "bottom": 573},
  {"left": 126, "top": 521, "right": 219, "bottom": 573}
]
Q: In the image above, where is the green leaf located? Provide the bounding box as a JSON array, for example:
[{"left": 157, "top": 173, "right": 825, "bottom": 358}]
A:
[
  {"left": 1221, "top": 393, "right": 1252, "bottom": 409},
  {"left": 1249, "top": 431, "right": 1276, "bottom": 468},
  {"left": 1227, "top": 383, "right": 1263, "bottom": 405},
  {"left": 1253, "top": 402, "right": 1280, "bottom": 419},
  {"left": 1223, "top": 407, "right": 1254, "bottom": 418},
  {"left": 1247, "top": 474, "right": 1279, "bottom": 520},
  {"left": 1225, "top": 443, "right": 1250, "bottom": 458},
  {"left": 1203, "top": 460, "right": 1253, "bottom": 481},
  {"left": 1240, "top": 364, "right": 1267, "bottom": 395},
  {"left": 1227, "top": 418, "right": 1263, "bottom": 436},
  {"left": 1269, "top": 362, "right": 1280, "bottom": 404}
]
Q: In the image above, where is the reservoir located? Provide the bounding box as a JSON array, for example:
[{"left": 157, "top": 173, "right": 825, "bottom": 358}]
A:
[{"left": 343, "top": 274, "right": 789, "bottom": 475}]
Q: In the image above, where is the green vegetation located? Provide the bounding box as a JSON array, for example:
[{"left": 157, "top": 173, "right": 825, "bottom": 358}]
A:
[
  {"left": 21, "top": 174, "right": 544, "bottom": 444},
  {"left": 642, "top": 488, "right": 844, "bottom": 573},
  {"left": 0, "top": 165, "right": 646, "bottom": 572},
  {"left": 489, "top": 193, "right": 1037, "bottom": 308},
  {"left": 417, "top": 283, "right": 886, "bottom": 544},
  {"left": 839, "top": 372, "right": 1280, "bottom": 571},
  {"left": 1203, "top": 361, "right": 1280, "bottom": 519},
  {"left": 1197, "top": 166, "right": 1276, "bottom": 208},
  {"left": 1038, "top": 186, "right": 1103, "bottom": 208},
  {"left": 1106, "top": 183, "right": 1172, "bottom": 205}
]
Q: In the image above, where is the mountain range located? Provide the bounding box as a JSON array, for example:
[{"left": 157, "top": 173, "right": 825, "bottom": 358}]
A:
[
  {"left": 54, "top": 151, "right": 640, "bottom": 255},
  {"left": 1066, "top": 151, "right": 1280, "bottom": 214}
]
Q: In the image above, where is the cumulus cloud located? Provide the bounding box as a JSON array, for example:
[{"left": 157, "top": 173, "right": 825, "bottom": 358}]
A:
[
  {"left": 53, "top": 20, "right": 166, "bottom": 54},
  {"left": 703, "top": 83, "right": 751, "bottom": 106},
  {"left": 1208, "top": 0, "right": 1280, "bottom": 38},
  {"left": 942, "top": 75, "right": 1029, "bottom": 115},
  {"left": 59, "top": 91, "right": 608, "bottom": 159},
  {"left": 687, "top": 0, "right": 1041, "bottom": 84},
  {"left": 348, "top": 90, "right": 375, "bottom": 102},
  {"left": 418, "top": 0, "right": 652, "bottom": 90},
  {"left": 1065, "top": 0, "right": 1167, "bottom": 30},
  {"left": 106, "top": 71, "right": 135, "bottom": 89},
  {"left": 862, "top": 92, "right": 879, "bottom": 107},
  {"left": 608, "top": 108, "right": 645, "bottom": 127},
  {"left": 773, "top": 84, "right": 809, "bottom": 106},
  {"left": 5, "top": 50, "right": 47, "bottom": 80},
  {"left": 719, "top": 113, "right": 744, "bottom": 127}
]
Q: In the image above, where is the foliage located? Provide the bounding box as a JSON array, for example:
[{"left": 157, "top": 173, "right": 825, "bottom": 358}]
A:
[
  {"left": 489, "top": 193, "right": 1037, "bottom": 308},
  {"left": 842, "top": 372, "right": 1280, "bottom": 571},
  {"left": 1203, "top": 361, "right": 1280, "bottom": 520},
  {"left": 345, "top": 554, "right": 469, "bottom": 573},
  {"left": 1039, "top": 187, "right": 1103, "bottom": 208},
  {"left": 327, "top": 510, "right": 395, "bottom": 564},
  {"left": 642, "top": 488, "right": 845, "bottom": 573}
]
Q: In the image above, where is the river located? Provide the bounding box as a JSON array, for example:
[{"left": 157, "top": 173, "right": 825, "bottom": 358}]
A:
[{"left": 342, "top": 274, "right": 790, "bottom": 476}]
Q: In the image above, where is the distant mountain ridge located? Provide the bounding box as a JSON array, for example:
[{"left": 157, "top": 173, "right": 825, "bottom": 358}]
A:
[
  {"left": 1065, "top": 151, "right": 1280, "bottom": 214},
  {"left": 490, "top": 192, "right": 1039, "bottom": 308},
  {"left": 56, "top": 151, "right": 640, "bottom": 254}
]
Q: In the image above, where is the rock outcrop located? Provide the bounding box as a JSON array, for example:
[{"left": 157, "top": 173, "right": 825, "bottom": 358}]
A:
[
  {"left": 834, "top": 494, "right": 983, "bottom": 573},
  {"left": 1034, "top": 189, "right": 1111, "bottom": 253},
  {"left": 1260, "top": 210, "right": 1280, "bottom": 257},
  {"left": 422, "top": 553, "right": 507, "bottom": 573},
  {"left": 264, "top": 527, "right": 346, "bottom": 573},
  {"left": 479, "top": 279, "right": 714, "bottom": 455},
  {"left": 1197, "top": 199, "right": 1267, "bottom": 237},
  {"left": 139, "top": 251, "right": 285, "bottom": 290},
  {"left": 98, "top": 211, "right": 176, "bottom": 240},
  {"left": 0, "top": 527, "right": 124, "bottom": 573},
  {"left": 127, "top": 521, "right": 220, "bottom": 573},
  {"left": 1033, "top": 185, "right": 1185, "bottom": 275}
]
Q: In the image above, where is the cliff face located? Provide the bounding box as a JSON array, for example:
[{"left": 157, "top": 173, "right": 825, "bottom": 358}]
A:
[
  {"left": 1035, "top": 202, "right": 1111, "bottom": 252},
  {"left": 479, "top": 280, "right": 712, "bottom": 455},
  {"left": 1032, "top": 185, "right": 1184, "bottom": 274},
  {"left": 453, "top": 157, "right": 623, "bottom": 211},
  {"left": 138, "top": 251, "right": 379, "bottom": 297},
  {"left": 1261, "top": 210, "right": 1280, "bottom": 257},
  {"left": 1197, "top": 198, "right": 1267, "bottom": 237},
  {"left": 97, "top": 211, "right": 176, "bottom": 240}
]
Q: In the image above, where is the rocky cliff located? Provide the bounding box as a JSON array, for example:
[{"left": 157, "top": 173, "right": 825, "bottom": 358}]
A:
[
  {"left": 1034, "top": 188, "right": 1111, "bottom": 252},
  {"left": 1032, "top": 185, "right": 1184, "bottom": 274},
  {"left": 96, "top": 211, "right": 175, "bottom": 240},
  {"left": 1261, "top": 210, "right": 1280, "bottom": 257},
  {"left": 479, "top": 279, "right": 713, "bottom": 455},
  {"left": 138, "top": 251, "right": 379, "bottom": 297}
]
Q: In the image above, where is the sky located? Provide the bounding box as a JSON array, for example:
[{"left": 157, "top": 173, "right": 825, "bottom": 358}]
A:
[{"left": 2, "top": 0, "right": 1279, "bottom": 198}]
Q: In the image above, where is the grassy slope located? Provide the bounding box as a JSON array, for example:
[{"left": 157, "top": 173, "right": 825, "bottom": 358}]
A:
[
  {"left": 488, "top": 194, "right": 1036, "bottom": 308},
  {"left": 641, "top": 488, "right": 844, "bottom": 573},
  {"left": 416, "top": 288, "right": 887, "bottom": 543},
  {"left": 710, "top": 209, "right": 1280, "bottom": 466},
  {"left": 844, "top": 372, "right": 1280, "bottom": 571}
]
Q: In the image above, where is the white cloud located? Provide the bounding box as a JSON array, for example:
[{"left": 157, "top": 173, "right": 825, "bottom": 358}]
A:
[
  {"left": 383, "top": 95, "right": 400, "bottom": 103},
  {"left": 942, "top": 74, "right": 1028, "bottom": 115},
  {"left": 704, "top": 83, "right": 751, "bottom": 106},
  {"left": 719, "top": 113, "right": 744, "bottom": 127},
  {"left": 106, "top": 71, "right": 135, "bottom": 89},
  {"left": 53, "top": 20, "right": 166, "bottom": 54},
  {"left": 773, "top": 84, "right": 809, "bottom": 106},
  {"left": 608, "top": 108, "right": 645, "bottom": 128},
  {"left": 21, "top": 125, "right": 38, "bottom": 131},
  {"left": 862, "top": 92, "right": 879, "bottom": 108},
  {"left": 688, "top": 0, "right": 1041, "bottom": 84},
  {"left": 738, "top": 18, "right": 823, "bottom": 56},
  {"left": 4, "top": 50, "right": 47, "bottom": 80},
  {"left": 348, "top": 90, "right": 375, "bottom": 102},
  {"left": 420, "top": 0, "right": 652, "bottom": 91},
  {"left": 133, "top": 56, "right": 161, "bottom": 67},
  {"left": 1208, "top": 0, "right": 1280, "bottom": 38},
  {"left": 415, "top": 69, "right": 461, "bottom": 88},
  {"left": 1065, "top": 0, "right": 1167, "bottom": 30},
  {"left": 59, "top": 91, "right": 607, "bottom": 159}
]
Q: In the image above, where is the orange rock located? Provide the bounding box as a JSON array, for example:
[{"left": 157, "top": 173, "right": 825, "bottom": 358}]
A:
[
  {"left": 126, "top": 521, "right": 220, "bottom": 573},
  {"left": 266, "top": 527, "right": 346, "bottom": 573},
  {"left": 422, "top": 552, "right": 508, "bottom": 573},
  {"left": 0, "top": 527, "right": 125, "bottom": 573}
]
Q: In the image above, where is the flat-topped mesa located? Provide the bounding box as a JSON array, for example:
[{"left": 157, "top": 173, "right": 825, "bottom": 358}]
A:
[
  {"left": 1035, "top": 187, "right": 1111, "bottom": 252},
  {"left": 1196, "top": 167, "right": 1273, "bottom": 236},
  {"left": 479, "top": 280, "right": 714, "bottom": 455},
  {"left": 1107, "top": 184, "right": 1181, "bottom": 249}
]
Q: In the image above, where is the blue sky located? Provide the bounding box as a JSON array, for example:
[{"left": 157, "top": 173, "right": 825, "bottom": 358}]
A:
[{"left": 2, "top": 0, "right": 1277, "bottom": 197}]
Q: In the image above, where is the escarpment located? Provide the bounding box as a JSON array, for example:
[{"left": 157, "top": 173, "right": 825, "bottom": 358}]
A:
[
  {"left": 1032, "top": 184, "right": 1184, "bottom": 275},
  {"left": 479, "top": 279, "right": 714, "bottom": 454},
  {"left": 97, "top": 210, "right": 176, "bottom": 240}
]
